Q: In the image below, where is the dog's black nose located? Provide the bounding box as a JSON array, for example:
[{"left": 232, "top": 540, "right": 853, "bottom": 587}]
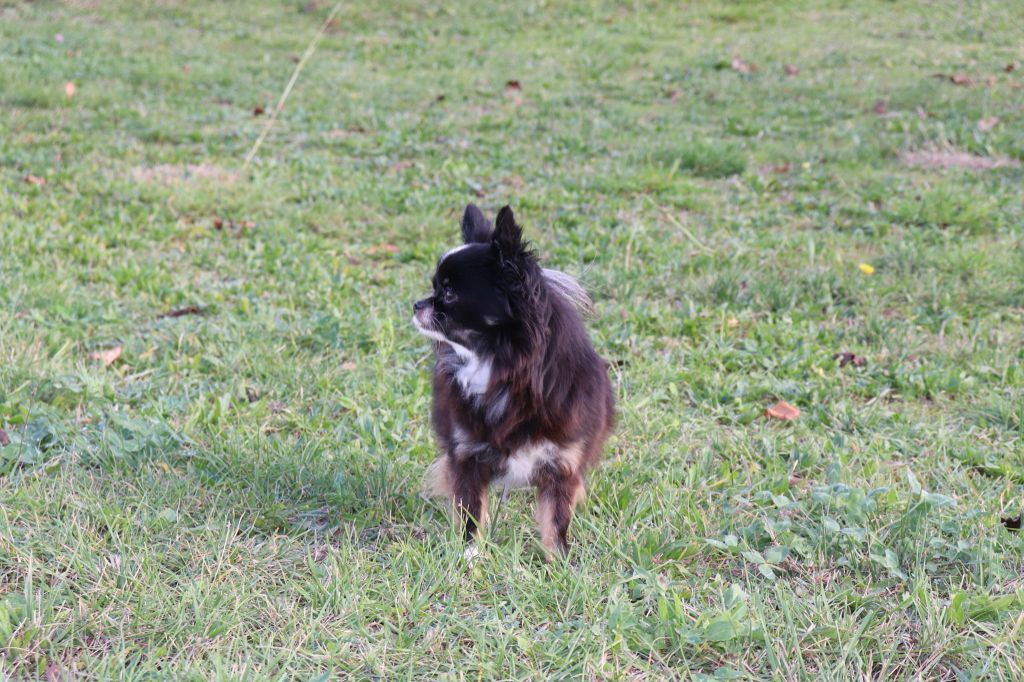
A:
[{"left": 413, "top": 298, "right": 430, "bottom": 313}]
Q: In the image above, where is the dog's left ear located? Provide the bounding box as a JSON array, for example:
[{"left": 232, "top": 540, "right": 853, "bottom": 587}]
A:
[
  {"left": 461, "top": 203, "right": 492, "bottom": 244},
  {"left": 492, "top": 205, "right": 523, "bottom": 257}
]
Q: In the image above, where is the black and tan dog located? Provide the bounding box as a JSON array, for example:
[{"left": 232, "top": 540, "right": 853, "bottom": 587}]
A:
[{"left": 413, "top": 204, "right": 614, "bottom": 557}]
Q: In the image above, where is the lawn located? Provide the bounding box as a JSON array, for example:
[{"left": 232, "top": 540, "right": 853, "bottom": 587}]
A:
[{"left": 2, "top": 0, "right": 1024, "bottom": 679}]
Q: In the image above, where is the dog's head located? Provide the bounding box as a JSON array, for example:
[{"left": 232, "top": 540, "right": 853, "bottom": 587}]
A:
[{"left": 412, "top": 204, "right": 535, "bottom": 356}]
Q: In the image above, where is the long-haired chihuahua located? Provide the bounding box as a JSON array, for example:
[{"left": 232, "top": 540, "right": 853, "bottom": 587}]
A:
[{"left": 413, "top": 204, "right": 614, "bottom": 558}]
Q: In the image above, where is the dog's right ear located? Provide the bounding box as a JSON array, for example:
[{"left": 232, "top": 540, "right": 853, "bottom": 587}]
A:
[{"left": 461, "top": 203, "right": 492, "bottom": 244}]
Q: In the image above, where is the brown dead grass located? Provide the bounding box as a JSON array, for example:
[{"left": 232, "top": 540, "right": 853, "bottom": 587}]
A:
[{"left": 900, "top": 150, "right": 1020, "bottom": 171}]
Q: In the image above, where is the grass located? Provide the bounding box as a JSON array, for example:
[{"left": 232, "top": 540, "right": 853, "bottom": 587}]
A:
[{"left": 1, "top": 0, "right": 1023, "bottom": 678}]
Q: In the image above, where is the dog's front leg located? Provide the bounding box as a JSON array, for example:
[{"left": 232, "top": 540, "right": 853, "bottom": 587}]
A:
[{"left": 451, "top": 457, "right": 490, "bottom": 544}]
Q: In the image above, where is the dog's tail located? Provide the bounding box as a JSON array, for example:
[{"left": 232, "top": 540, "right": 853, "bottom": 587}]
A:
[{"left": 541, "top": 268, "right": 593, "bottom": 315}]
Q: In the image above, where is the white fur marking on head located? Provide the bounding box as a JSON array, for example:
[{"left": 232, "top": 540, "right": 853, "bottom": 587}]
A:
[
  {"left": 542, "top": 268, "right": 593, "bottom": 313},
  {"left": 439, "top": 244, "right": 472, "bottom": 265}
]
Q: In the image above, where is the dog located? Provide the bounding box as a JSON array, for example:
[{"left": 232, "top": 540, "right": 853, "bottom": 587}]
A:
[{"left": 413, "top": 204, "right": 614, "bottom": 558}]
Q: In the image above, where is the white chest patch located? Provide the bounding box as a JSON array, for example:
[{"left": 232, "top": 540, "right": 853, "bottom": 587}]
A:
[
  {"left": 492, "top": 441, "right": 558, "bottom": 489},
  {"left": 455, "top": 354, "right": 491, "bottom": 397}
]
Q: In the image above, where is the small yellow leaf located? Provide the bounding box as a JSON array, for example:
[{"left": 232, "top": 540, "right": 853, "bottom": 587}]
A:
[
  {"left": 726, "top": 317, "right": 739, "bottom": 328},
  {"left": 858, "top": 263, "right": 875, "bottom": 274}
]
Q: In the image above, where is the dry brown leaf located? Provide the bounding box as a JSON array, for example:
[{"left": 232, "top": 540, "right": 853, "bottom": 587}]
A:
[
  {"left": 24, "top": 174, "right": 46, "bottom": 186},
  {"left": 253, "top": 105, "right": 265, "bottom": 116},
  {"left": 504, "top": 79, "right": 522, "bottom": 91},
  {"left": 765, "top": 400, "right": 800, "bottom": 421},
  {"left": 873, "top": 100, "right": 888, "bottom": 115},
  {"left": 949, "top": 73, "right": 972, "bottom": 86},
  {"left": 0, "top": 429, "right": 9, "bottom": 447},
  {"left": 64, "top": 81, "right": 76, "bottom": 98},
  {"left": 1005, "top": 62, "right": 1018, "bottom": 73},
  {"left": 977, "top": 116, "right": 1000, "bottom": 131},
  {"left": 368, "top": 243, "right": 400, "bottom": 255},
  {"left": 90, "top": 345, "right": 122, "bottom": 366},
  {"left": 731, "top": 56, "right": 756, "bottom": 74},
  {"left": 157, "top": 305, "right": 202, "bottom": 319},
  {"left": 772, "top": 163, "right": 791, "bottom": 174},
  {"left": 783, "top": 64, "right": 799, "bottom": 76},
  {"left": 833, "top": 351, "right": 867, "bottom": 368}
]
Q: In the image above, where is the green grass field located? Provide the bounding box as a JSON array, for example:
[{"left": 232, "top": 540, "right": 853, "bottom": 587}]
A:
[{"left": 2, "top": 1, "right": 1024, "bottom": 679}]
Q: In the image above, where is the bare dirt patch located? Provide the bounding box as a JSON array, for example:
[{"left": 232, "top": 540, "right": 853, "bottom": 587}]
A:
[
  {"left": 130, "top": 164, "right": 239, "bottom": 185},
  {"left": 900, "top": 150, "right": 1019, "bottom": 171}
]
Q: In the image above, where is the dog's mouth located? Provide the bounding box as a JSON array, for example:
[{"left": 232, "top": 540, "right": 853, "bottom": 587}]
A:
[{"left": 412, "top": 304, "right": 449, "bottom": 344}]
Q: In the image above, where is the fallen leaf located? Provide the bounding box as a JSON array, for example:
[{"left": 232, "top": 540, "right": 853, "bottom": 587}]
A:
[
  {"left": 212, "top": 217, "right": 224, "bottom": 230},
  {"left": 731, "top": 56, "right": 756, "bottom": 74},
  {"left": 157, "top": 305, "right": 202, "bottom": 319},
  {"left": 341, "top": 361, "right": 357, "bottom": 370},
  {"left": 246, "top": 387, "right": 260, "bottom": 403},
  {"left": 949, "top": 73, "right": 972, "bottom": 86},
  {"left": 253, "top": 105, "right": 265, "bottom": 116},
  {"left": 390, "top": 160, "right": 414, "bottom": 172},
  {"left": 858, "top": 263, "right": 875, "bottom": 275},
  {"left": 772, "top": 163, "right": 791, "bottom": 174},
  {"left": 783, "top": 64, "right": 799, "bottom": 76},
  {"left": 1001, "top": 515, "right": 1021, "bottom": 531},
  {"left": 1005, "top": 62, "right": 1018, "bottom": 73},
  {"left": 726, "top": 317, "right": 739, "bottom": 328},
  {"left": 242, "top": 220, "right": 255, "bottom": 230},
  {"left": 833, "top": 351, "right": 867, "bottom": 368},
  {"left": 435, "top": 94, "right": 446, "bottom": 102},
  {"left": 873, "top": 100, "right": 888, "bottom": 115},
  {"left": 504, "top": 79, "right": 522, "bottom": 91},
  {"left": 181, "top": 64, "right": 191, "bottom": 73},
  {"left": 368, "top": 242, "right": 400, "bottom": 255},
  {"left": 0, "top": 429, "right": 9, "bottom": 447},
  {"left": 765, "top": 401, "right": 800, "bottom": 421},
  {"left": 90, "top": 345, "right": 122, "bottom": 366},
  {"left": 977, "top": 116, "right": 999, "bottom": 131},
  {"left": 324, "top": 126, "right": 367, "bottom": 138},
  {"left": 64, "top": 81, "right": 76, "bottom": 98},
  {"left": 23, "top": 174, "right": 46, "bottom": 186}
]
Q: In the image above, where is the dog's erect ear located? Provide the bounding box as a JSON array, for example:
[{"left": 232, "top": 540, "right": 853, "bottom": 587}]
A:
[
  {"left": 461, "top": 203, "right": 492, "bottom": 244},
  {"left": 492, "top": 205, "right": 523, "bottom": 256}
]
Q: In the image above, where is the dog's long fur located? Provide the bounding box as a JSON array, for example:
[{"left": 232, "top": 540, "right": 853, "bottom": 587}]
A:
[{"left": 413, "top": 204, "right": 614, "bottom": 557}]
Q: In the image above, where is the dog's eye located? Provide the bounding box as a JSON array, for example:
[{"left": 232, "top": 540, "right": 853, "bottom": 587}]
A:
[{"left": 442, "top": 286, "right": 456, "bottom": 303}]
